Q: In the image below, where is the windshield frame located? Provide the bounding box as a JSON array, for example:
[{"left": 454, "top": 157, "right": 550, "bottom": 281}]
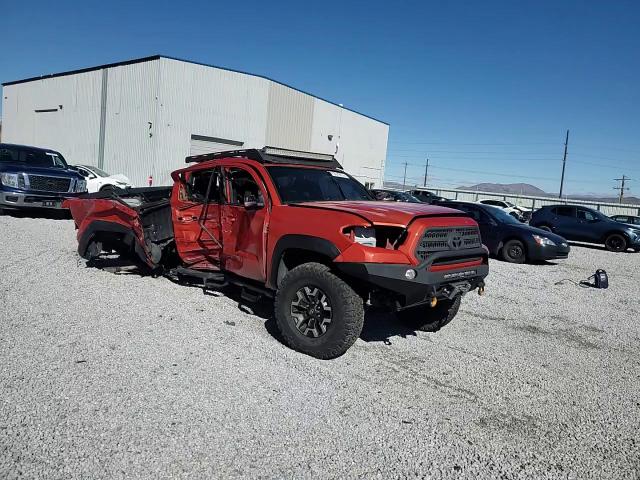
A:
[{"left": 265, "top": 165, "right": 374, "bottom": 204}]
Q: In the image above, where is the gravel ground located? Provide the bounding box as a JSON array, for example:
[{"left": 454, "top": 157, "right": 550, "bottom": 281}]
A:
[{"left": 1, "top": 214, "right": 639, "bottom": 479}]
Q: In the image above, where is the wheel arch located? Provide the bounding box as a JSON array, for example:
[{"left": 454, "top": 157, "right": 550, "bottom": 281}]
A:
[
  {"left": 269, "top": 235, "right": 340, "bottom": 289},
  {"left": 78, "top": 220, "right": 150, "bottom": 265},
  {"left": 499, "top": 235, "right": 529, "bottom": 258},
  {"left": 600, "top": 229, "right": 630, "bottom": 244}
]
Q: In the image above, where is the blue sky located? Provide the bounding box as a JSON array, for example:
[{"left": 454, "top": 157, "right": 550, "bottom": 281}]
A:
[{"left": 2, "top": 0, "right": 639, "bottom": 195}]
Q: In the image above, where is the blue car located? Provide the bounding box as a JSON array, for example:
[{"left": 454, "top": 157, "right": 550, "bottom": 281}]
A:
[
  {"left": 435, "top": 200, "right": 570, "bottom": 263},
  {"left": 0, "top": 143, "right": 87, "bottom": 213},
  {"left": 530, "top": 205, "right": 640, "bottom": 252}
]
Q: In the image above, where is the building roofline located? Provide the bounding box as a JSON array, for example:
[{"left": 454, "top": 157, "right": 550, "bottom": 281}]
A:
[{"left": 2, "top": 54, "right": 389, "bottom": 126}]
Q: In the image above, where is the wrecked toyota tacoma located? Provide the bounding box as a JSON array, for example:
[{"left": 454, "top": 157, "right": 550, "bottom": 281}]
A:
[{"left": 65, "top": 147, "right": 489, "bottom": 359}]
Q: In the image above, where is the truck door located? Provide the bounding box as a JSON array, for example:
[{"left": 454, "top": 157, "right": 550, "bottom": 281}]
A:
[
  {"left": 220, "top": 166, "right": 269, "bottom": 282},
  {"left": 172, "top": 167, "right": 224, "bottom": 270}
]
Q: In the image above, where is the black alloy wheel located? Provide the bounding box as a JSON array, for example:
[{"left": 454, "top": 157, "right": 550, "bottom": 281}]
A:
[
  {"left": 290, "top": 286, "right": 333, "bottom": 338},
  {"left": 605, "top": 233, "right": 627, "bottom": 252}
]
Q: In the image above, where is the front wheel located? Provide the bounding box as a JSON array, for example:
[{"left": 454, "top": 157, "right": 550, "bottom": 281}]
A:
[
  {"left": 274, "top": 263, "right": 364, "bottom": 359},
  {"left": 501, "top": 239, "right": 527, "bottom": 263},
  {"left": 397, "top": 295, "right": 461, "bottom": 332},
  {"left": 605, "top": 233, "right": 627, "bottom": 252}
]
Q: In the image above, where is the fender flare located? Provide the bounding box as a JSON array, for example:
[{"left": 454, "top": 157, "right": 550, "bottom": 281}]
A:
[
  {"left": 78, "top": 220, "right": 150, "bottom": 265},
  {"left": 268, "top": 234, "right": 340, "bottom": 288}
]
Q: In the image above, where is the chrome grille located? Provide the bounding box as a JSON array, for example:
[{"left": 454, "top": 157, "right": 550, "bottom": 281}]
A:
[
  {"left": 415, "top": 226, "right": 482, "bottom": 261},
  {"left": 27, "top": 175, "right": 71, "bottom": 193}
]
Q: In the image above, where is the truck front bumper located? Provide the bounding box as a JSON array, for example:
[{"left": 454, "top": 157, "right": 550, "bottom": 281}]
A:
[
  {"left": 336, "top": 247, "right": 489, "bottom": 309},
  {"left": 0, "top": 191, "right": 79, "bottom": 210}
]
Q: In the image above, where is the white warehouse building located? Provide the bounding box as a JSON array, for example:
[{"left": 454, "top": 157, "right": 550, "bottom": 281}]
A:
[{"left": 1, "top": 55, "right": 388, "bottom": 187}]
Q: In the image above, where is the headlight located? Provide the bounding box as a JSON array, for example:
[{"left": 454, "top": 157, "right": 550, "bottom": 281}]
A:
[
  {"left": 0, "top": 173, "right": 19, "bottom": 188},
  {"left": 533, "top": 234, "right": 556, "bottom": 247},
  {"left": 75, "top": 179, "right": 87, "bottom": 192},
  {"left": 352, "top": 227, "right": 377, "bottom": 247}
]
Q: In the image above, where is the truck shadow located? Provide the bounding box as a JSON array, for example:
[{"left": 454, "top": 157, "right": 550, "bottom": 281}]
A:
[
  {"left": 84, "top": 256, "right": 422, "bottom": 346},
  {"left": 1, "top": 208, "right": 72, "bottom": 220}
]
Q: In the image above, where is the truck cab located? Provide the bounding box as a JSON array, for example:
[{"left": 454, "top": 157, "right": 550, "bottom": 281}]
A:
[
  {"left": 0, "top": 143, "right": 87, "bottom": 213},
  {"left": 66, "top": 147, "right": 489, "bottom": 359}
]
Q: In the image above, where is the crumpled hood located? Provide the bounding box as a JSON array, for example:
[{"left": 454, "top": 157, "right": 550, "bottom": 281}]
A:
[
  {"left": 291, "top": 200, "right": 465, "bottom": 226},
  {"left": 108, "top": 174, "right": 131, "bottom": 184}
]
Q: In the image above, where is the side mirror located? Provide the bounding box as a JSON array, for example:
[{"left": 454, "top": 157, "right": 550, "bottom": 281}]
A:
[{"left": 243, "top": 194, "right": 262, "bottom": 209}]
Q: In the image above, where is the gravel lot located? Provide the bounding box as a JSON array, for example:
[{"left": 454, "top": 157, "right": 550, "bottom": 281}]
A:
[{"left": 1, "top": 214, "right": 639, "bottom": 479}]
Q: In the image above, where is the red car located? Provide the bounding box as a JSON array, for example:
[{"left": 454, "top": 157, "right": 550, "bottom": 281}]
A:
[{"left": 65, "top": 147, "right": 489, "bottom": 359}]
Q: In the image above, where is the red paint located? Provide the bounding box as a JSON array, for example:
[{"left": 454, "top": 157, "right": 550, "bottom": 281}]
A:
[
  {"left": 68, "top": 155, "right": 487, "bottom": 287},
  {"left": 429, "top": 259, "right": 484, "bottom": 272}
]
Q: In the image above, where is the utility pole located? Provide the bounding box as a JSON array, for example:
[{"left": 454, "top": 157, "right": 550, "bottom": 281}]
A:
[
  {"left": 559, "top": 129, "right": 570, "bottom": 199},
  {"left": 423, "top": 158, "right": 430, "bottom": 187},
  {"left": 613, "top": 175, "right": 630, "bottom": 203},
  {"left": 402, "top": 162, "right": 408, "bottom": 190}
]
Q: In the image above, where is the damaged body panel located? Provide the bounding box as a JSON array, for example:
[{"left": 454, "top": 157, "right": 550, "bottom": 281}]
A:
[{"left": 65, "top": 147, "right": 489, "bottom": 359}]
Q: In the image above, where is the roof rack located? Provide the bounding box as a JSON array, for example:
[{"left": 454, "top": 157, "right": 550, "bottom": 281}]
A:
[{"left": 185, "top": 146, "right": 342, "bottom": 169}]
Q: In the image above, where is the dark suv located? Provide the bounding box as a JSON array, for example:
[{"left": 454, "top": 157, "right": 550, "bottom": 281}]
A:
[
  {"left": 530, "top": 205, "right": 640, "bottom": 252},
  {"left": 0, "top": 143, "right": 87, "bottom": 213}
]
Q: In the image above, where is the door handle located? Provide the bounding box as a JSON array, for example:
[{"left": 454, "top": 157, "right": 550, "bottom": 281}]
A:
[{"left": 178, "top": 215, "right": 198, "bottom": 222}]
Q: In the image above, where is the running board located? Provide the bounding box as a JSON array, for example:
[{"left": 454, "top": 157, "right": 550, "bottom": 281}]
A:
[{"left": 175, "top": 266, "right": 227, "bottom": 287}]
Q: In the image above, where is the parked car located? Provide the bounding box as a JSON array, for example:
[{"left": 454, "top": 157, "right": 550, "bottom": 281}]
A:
[
  {"left": 610, "top": 214, "right": 640, "bottom": 227},
  {"left": 530, "top": 205, "right": 640, "bottom": 252},
  {"left": 0, "top": 143, "right": 86, "bottom": 213},
  {"left": 65, "top": 147, "right": 489, "bottom": 359},
  {"left": 73, "top": 165, "right": 132, "bottom": 193},
  {"left": 434, "top": 200, "right": 569, "bottom": 263},
  {"left": 409, "top": 189, "right": 448, "bottom": 204},
  {"left": 370, "top": 189, "right": 421, "bottom": 203},
  {"left": 478, "top": 199, "right": 532, "bottom": 221}
]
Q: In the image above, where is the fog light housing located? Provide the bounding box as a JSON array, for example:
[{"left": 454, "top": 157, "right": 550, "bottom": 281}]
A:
[{"left": 404, "top": 269, "right": 417, "bottom": 280}]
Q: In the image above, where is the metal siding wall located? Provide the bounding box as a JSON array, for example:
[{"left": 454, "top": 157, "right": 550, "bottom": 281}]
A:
[
  {"left": 102, "top": 60, "right": 161, "bottom": 186},
  {"left": 265, "top": 83, "right": 314, "bottom": 151},
  {"left": 1, "top": 57, "right": 389, "bottom": 189},
  {"left": 322, "top": 104, "right": 388, "bottom": 187},
  {"left": 1, "top": 73, "right": 102, "bottom": 166},
  {"left": 155, "top": 58, "right": 269, "bottom": 184}
]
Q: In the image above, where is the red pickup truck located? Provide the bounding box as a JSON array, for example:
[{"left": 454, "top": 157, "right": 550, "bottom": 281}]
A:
[{"left": 65, "top": 147, "right": 489, "bottom": 359}]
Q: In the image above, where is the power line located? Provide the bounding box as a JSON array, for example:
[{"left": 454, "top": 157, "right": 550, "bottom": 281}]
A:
[
  {"left": 423, "top": 158, "right": 429, "bottom": 187},
  {"left": 613, "top": 175, "right": 631, "bottom": 203},
  {"left": 559, "top": 130, "right": 570, "bottom": 198}
]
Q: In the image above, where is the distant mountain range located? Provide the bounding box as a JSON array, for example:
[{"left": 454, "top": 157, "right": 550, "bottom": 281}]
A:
[
  {"left": 458, "top": 183, "right": 640, "bottom": 205},
  {"left": 457, "top": 183, "right": 547, "bottom": 196}
]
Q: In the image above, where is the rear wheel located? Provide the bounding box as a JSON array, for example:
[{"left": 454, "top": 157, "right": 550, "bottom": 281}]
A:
[
  {"left": 501, "top": 239, "right": 527, "bottom": 263},
  {"left": 397, "top": 295, "right": 461, "bottom": 332},
  {"left": 274, "top": 262, "right": 364, "bottom": 359},
  {"left": 100, "top": 184, "right": 115, "bottom": 192},
  {"left": 605, "top": 233, "right": 627, "bottom": 252}
]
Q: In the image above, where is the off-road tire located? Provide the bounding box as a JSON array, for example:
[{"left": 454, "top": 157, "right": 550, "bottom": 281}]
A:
[
  {"left": 274, "top": 262, "right": 364, "bottom": 359},
  {"left": 397, "top": 295, "right": 462, "bottom": 332},
  {"left": 605, "top": 233, "right": 627, "bottom": 252},
  {"left": 501, "top": 239, "right": 527, "bottom": 263}
]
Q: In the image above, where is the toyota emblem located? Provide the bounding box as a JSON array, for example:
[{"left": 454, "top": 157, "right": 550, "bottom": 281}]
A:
[{"left": 449, "top": 234, "right": 463, "bottom": 250}]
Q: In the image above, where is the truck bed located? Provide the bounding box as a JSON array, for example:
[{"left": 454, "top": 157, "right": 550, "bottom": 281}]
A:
[{"left": 65, "top": 186, "right": 175, "bottom": 267}]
